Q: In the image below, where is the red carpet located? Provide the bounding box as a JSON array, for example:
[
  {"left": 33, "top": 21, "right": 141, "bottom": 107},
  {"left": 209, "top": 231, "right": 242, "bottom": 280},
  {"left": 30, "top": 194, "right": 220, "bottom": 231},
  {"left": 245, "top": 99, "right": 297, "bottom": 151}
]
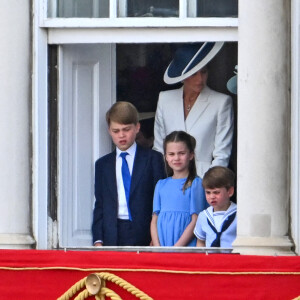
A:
[{"left": 0, "top": 249, "right": 299, "bottom": 299}]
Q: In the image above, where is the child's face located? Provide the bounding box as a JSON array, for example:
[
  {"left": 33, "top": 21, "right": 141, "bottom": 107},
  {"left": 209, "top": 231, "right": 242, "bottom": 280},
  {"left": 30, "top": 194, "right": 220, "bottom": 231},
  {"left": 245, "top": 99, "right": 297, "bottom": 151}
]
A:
[
  {"left": 205, "top": 187, "right": 234, "bottom": 212},
  {"left": 165, "top": 141, "right": 194, "bottom": 177},
  {"left": 108, "top": 121, "right": 140, "bottom": 151}
]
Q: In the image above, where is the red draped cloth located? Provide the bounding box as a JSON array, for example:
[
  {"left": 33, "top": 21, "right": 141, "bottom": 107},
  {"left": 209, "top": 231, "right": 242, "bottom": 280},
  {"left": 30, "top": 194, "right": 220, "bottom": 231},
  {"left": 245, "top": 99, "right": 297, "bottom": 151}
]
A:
[{"left": 0, "top": 249, "right": 300, "bottom": 299}]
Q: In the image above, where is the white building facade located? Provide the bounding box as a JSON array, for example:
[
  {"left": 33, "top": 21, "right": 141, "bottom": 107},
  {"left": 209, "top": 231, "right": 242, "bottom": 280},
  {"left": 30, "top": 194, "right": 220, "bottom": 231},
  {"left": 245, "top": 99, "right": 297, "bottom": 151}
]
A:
[{"left": 0, "top": 0, "right": 299, "bottom": 255}]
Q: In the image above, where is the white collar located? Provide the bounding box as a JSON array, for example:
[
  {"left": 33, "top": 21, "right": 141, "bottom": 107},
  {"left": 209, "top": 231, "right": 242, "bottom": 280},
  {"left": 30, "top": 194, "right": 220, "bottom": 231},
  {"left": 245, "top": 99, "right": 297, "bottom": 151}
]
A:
[
  {"left": 205, "top": 201, "right": 237, "bottom": 225},
  {"left": 116, "top": 142, "right": 137, "bottom": 157}
]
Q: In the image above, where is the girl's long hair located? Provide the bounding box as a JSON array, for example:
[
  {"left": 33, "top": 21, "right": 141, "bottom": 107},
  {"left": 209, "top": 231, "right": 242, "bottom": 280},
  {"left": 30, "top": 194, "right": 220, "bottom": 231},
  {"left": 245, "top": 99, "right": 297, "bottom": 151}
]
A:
[{"left": 163, "top": 131, "right": 197, "bottom": 192}]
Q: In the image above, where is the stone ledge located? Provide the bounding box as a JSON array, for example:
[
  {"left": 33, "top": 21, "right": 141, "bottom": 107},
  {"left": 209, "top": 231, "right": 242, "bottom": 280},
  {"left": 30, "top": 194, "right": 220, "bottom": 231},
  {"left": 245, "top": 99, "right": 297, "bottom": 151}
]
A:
[
  {"left": 0, "top": 234, "right": 36, "bottom": 249},
  {"left": 232, "top": 236, "right": 295, "bottom": 256}
]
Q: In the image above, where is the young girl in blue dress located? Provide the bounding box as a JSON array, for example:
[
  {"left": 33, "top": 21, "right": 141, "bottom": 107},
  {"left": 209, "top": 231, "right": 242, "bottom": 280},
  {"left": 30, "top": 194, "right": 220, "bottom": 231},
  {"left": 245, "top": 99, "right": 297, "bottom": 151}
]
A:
[{"left": 151, "top": 131, "right": 206, "bottom": 246}]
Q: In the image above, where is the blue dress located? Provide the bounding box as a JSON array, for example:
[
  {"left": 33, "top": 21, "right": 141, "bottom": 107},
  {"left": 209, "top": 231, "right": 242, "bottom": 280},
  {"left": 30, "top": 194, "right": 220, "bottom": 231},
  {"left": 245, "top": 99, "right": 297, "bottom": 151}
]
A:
[{"left": 153, "top": 177, "right": 206, "bottom": 246}]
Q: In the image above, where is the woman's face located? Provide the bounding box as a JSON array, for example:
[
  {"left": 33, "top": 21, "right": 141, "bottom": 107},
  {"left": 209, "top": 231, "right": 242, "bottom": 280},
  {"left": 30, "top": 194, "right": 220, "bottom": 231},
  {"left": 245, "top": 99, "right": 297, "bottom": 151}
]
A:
[{"left": 183, "top": 68, "right": 208, "bottom": 94}]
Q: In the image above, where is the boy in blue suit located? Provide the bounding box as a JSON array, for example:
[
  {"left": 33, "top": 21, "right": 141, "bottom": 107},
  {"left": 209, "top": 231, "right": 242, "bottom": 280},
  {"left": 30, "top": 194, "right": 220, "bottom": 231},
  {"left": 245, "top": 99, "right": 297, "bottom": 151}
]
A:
[{"left": 92, "top": 101, "right": 166, "bottom": 246}]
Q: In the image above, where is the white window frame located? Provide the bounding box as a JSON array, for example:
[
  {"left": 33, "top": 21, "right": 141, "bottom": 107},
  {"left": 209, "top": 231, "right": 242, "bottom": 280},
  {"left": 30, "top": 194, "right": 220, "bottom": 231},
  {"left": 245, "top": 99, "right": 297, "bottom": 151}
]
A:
[
  {"left": 33, "top": 0, "right": 238, "bottom": 249},
  {"left": 42, "top": 0, "right": 238, "bottom": 43}
]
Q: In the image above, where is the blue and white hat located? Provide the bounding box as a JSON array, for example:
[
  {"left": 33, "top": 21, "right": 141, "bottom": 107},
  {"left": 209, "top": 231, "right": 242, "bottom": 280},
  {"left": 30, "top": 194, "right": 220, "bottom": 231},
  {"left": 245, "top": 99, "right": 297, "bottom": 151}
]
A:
[{"left": 164, "top": 42, "right": 224, "bottom": 84}]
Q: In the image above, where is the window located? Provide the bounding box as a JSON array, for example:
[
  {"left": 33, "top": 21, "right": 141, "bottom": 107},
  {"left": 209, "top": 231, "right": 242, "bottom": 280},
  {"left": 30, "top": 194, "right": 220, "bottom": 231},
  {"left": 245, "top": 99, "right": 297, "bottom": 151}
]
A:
[
  {"left": 51, "top": 0, "right": 110, "bottom": 18},
  {"left": 47, "top": 0, "right": 238, "bottom": 18},
  {"left": 35, "top": 0, "right": 238, "bottom": 248}
]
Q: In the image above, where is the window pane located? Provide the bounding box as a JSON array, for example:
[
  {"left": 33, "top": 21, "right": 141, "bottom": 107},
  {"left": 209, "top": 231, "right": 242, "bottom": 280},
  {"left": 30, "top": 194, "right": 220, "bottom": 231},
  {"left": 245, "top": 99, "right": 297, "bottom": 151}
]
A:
[
  {"left": 48, "top": 0, "right": 237, "bottom": 18},
  {"left": 48, "top": 0, "right": 109, "bottom": 18},
  {"left": 195, "top": 0, "right": 238, "bottom": 17},
  {"left": 118, "top": 0, "right": 179, "bottom": 17}
]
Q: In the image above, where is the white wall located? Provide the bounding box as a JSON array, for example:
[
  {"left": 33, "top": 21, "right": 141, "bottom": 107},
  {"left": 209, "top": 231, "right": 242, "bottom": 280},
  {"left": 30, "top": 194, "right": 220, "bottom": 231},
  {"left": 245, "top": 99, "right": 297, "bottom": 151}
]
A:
[{"left": 0, "top": 2, "right": 34, "bottom": 247}]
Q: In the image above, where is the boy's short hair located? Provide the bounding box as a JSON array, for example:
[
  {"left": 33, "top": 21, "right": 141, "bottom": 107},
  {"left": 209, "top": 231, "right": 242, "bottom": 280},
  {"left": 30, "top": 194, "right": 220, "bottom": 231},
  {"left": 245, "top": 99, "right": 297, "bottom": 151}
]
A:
[
  {"left": 202, "top": 166, "right": 235, "bottom": 190},
  {"left": 106, "top": 101, "right": 139, "bottom": 126}
]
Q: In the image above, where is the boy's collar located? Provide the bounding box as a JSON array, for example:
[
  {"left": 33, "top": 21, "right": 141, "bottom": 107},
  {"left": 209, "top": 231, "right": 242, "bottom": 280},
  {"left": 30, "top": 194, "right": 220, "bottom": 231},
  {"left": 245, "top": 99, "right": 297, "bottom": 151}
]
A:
[
  {"left": 116, "top": 142, "right": 137, "bottom": 156},
  {"left": 207, "top": 201, "right": 237, "bottom": 215}
]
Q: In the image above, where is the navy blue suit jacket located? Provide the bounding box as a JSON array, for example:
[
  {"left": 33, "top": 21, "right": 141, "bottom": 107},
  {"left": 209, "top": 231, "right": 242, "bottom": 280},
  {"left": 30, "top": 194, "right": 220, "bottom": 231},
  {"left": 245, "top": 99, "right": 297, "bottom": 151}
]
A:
[{"left": 92, "top": 144, "right": 166, "bottom": 246}]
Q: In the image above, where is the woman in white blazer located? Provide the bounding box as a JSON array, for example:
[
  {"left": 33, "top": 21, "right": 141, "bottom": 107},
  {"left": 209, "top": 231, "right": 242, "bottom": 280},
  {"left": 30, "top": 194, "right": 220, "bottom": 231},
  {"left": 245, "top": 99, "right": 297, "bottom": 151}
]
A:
[{"left": 153, "top": 42, "right": 233, "bottom": 178}]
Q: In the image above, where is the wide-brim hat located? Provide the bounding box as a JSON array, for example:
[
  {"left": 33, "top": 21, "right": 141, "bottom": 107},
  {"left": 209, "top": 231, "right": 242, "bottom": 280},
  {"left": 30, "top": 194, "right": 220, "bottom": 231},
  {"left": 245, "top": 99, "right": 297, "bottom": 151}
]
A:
[{"left": 164, "top": 42, "right": 224, "bottom": 84}]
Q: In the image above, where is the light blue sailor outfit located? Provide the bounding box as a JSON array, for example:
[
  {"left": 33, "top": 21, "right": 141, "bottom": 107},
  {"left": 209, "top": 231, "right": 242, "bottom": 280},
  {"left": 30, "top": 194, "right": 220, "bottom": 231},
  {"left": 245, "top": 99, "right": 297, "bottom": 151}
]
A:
[{"left": 194, "top": 202, "right": 237, "bottom": 247}]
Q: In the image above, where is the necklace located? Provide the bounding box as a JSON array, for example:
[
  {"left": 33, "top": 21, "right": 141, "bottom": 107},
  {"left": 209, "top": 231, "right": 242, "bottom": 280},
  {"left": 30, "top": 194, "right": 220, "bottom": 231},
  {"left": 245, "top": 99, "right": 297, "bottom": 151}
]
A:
[{"left": 185, "top": 97, "right": 196, "bottom": 112}]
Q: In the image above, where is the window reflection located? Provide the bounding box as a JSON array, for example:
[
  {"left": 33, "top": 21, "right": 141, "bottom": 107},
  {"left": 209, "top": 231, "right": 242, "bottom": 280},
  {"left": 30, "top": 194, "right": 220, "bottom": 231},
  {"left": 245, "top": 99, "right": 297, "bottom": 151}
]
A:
[
  {"left": 49, "top": 0, "right": 109, "bottom": 18},
  {"left": 196, "top": 0, "right": 238, "bottom": 17},
  {"left": 48, "top": 0, "right": 238, "bottom": 18},
  {"left": 121, "top": 0, "right": 179, "bottom": 17}
]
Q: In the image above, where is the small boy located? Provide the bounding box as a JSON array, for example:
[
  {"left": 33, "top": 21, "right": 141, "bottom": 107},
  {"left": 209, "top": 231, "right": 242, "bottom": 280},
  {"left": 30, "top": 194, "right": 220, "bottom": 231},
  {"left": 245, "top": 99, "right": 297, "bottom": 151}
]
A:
[
  {"left": 92, "top": 101, "right": 165, "bottom": 246},
  {"left": 194, "top": 166, "right": 237, "bottom": 248}
]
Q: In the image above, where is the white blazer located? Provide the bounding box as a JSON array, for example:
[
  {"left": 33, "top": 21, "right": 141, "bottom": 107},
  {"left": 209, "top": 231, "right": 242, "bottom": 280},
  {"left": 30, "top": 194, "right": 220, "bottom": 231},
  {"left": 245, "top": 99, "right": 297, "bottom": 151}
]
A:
[{"left": 153, "top": 86, "right": 234, "bottom": 178}]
